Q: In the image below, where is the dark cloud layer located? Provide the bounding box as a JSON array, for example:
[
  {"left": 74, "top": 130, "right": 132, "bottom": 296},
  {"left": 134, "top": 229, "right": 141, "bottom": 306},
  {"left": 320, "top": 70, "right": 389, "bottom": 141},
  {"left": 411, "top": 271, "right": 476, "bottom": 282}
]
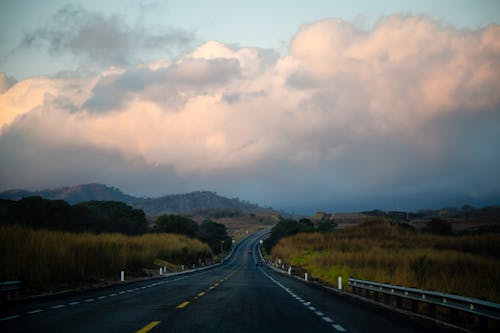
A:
[{"left": 21, "top": 4, "right": 194, "bottom": 67}]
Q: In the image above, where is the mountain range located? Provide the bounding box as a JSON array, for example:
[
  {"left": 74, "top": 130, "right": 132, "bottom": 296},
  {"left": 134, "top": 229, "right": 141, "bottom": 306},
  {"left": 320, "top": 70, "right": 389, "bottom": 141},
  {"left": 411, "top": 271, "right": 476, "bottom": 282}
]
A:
[{"left": 0, "top": 183, "right": 275, "bottom": 216}]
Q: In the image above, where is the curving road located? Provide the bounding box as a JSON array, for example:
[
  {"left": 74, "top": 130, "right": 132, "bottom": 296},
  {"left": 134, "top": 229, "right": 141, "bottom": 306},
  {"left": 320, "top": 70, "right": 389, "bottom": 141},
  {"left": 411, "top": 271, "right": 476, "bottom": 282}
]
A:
[{"left": 1, "top": 230, "right": 450, "bottom": 332}]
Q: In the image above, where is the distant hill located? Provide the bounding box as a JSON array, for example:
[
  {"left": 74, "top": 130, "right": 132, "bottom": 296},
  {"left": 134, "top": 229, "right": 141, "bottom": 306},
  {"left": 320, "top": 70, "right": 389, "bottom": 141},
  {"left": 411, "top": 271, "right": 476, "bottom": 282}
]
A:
[
  {"left": 0, "top": 183, "right": 134, "bottom": 204},
  {"left": 0, "top": 184, "right": 275, "bottom": 216},
  {"left": 133, "top": 191, "right": 272, "bottom": 216}
]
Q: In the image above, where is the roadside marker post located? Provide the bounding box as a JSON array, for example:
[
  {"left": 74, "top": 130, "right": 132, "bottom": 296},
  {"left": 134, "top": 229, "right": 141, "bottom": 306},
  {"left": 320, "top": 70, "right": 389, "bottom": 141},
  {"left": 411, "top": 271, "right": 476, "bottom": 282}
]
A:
[
  {"left": 288, "top": 266, "right": 292, "bottom": 275},
  {"left": 160, "top": 268, "right": 163, "bottom": 276},
  {"left": 305, "top": 273, "right": 308, "bottom": 281},
  {"left": 338, "top": 276, "right": 342, "bottom": 290},
  {"left": 120, "top": 271, "right": 124, "bottom": 282}
]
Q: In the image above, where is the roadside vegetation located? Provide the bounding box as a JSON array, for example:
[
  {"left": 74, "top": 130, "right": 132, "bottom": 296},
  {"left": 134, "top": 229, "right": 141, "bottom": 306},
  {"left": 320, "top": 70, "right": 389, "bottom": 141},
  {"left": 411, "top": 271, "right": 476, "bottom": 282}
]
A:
[
  {"left": 0, "top": 197, "right": 148, "bottom": 234},
  {"left": 0, "top": 225, "right": 212, "bottom": 292},
  {"left": 0, "top": 197, "right": 236, "bottom": 294},
  {"left": 269, "top": 219, "right": 500, "bottom": 302},
  {"left": 153, "top": 214, "right": 232, "bottom": 254}
]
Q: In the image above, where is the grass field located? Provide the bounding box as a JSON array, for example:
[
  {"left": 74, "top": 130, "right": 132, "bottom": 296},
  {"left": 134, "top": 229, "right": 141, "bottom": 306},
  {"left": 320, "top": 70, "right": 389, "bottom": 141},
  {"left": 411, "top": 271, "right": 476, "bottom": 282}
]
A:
[
  {"left": 0, "top": 226, "right": 212, "bottom": 292},
  {"left": 270, "top": 220, "right": 500, "bottom": 302}
]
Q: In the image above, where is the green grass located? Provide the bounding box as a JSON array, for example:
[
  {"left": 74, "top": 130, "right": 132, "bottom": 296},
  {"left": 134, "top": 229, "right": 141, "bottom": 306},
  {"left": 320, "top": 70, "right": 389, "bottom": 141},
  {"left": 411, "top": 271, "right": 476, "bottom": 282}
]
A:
[
  {"left": 0, "top": 226, "right": 212, "bottom": 291},
  {"left": 270, "top": 220, "right": 500, "bottom": 302}
]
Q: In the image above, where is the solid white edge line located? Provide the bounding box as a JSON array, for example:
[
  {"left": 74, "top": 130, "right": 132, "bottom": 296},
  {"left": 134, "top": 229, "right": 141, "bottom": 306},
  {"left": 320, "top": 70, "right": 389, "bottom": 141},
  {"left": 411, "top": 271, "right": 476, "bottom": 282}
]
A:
[{"left": 322, "top": 317, "right": 334, "bottom": 323}]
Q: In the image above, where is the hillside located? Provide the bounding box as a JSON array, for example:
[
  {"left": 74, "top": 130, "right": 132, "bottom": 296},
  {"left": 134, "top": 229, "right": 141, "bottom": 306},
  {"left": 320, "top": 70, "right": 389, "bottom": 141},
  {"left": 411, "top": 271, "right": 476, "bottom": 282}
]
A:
[
  {"left": 0, "top": 183, "right": 134, "bottom": 204},
  {"left": 0, "top": 184, "right": 275, "bottom": 216}
]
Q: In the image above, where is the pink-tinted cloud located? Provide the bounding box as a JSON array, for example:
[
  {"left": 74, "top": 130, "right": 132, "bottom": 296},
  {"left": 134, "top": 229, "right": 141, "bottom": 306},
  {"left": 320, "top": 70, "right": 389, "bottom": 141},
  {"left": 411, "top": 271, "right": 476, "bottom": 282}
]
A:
[{"left": 1, "top": 15, "right": 499, "bottom": 211}]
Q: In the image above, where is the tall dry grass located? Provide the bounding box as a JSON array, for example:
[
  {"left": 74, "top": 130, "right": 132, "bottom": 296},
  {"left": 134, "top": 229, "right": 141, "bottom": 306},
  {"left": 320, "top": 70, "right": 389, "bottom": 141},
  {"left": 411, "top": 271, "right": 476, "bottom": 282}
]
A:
[
  {"left": 0, "top": 226, "right": 212, "bottom": 290},
  {"left": 271, "top": 220, "right": 500, "bottom": 302}
]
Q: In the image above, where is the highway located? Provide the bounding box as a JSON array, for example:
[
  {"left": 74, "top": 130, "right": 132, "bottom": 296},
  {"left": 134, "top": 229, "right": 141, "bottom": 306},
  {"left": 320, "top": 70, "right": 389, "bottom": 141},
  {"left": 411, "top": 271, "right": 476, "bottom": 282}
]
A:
[{"left": 1, "top": 230, "right": 452, "bottom": 332}]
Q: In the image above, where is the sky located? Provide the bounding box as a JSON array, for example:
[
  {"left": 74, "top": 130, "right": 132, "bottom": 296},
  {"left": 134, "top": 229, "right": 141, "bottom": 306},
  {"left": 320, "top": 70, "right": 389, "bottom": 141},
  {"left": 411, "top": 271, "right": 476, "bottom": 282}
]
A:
[{"left": 1, "top": 1, "right": 500, "bottom": 214}]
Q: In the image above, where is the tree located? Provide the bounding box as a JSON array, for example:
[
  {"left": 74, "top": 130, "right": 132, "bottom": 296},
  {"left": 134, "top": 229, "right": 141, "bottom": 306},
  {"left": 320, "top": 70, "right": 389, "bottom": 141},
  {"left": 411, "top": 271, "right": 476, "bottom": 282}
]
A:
[
  {"left": 76, "top": 201, "right": 148, "bottom": 234},
  {"left": 154, "top": 214, "right": 199, "bottom": 238},
  {"left": 263, "top": 219, "right": 315, "bottom": 252},
  {"left": 197, "top": 220, "right": 231, "bottom": 254}
]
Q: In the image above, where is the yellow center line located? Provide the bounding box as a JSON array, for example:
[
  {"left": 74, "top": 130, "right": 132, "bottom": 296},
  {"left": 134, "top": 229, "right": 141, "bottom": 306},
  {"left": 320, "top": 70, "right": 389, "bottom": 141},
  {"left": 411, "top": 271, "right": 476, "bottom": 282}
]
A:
[
  {"left": 136, "top": 321, "right": 160, "bottom": 333},
  {"left": 198, "top": 291, "right": 206, "bottom": 297},
  {"left": 176, "top": 301, "right": 190, "bottom": 309}
]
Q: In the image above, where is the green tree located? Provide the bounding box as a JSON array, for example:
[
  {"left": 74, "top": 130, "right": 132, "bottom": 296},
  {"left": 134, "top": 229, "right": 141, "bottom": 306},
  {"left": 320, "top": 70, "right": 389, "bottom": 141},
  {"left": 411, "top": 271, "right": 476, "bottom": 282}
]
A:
[
  {"left": 197, "top": 220, "right": 231, "bottom": 254},
  {"left": 263, "top": 218, "right": 315, "bottom": 252},
  {"left": 154, "top": 214, "right": 199, "bottom": 238}
]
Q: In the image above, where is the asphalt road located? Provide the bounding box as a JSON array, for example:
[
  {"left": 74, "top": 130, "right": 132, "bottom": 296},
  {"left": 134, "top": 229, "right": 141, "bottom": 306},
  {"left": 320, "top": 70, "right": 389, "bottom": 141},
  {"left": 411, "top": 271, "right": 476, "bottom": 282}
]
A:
[{"left": 1, "top": 230, "right": 451, "bottom": 332}]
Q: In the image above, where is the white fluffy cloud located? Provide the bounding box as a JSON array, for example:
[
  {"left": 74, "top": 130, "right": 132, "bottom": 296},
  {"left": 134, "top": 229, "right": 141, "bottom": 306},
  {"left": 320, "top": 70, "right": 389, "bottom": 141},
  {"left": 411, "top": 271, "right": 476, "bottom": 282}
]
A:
[{"left": 1, "top": 16, "right": 500, "bottom": 211}]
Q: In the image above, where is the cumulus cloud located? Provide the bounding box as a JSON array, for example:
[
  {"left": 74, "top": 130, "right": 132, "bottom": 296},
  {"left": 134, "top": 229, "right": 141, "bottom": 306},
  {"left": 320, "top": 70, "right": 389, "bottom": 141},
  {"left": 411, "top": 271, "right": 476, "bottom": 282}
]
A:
[
  {"left": 1, "top": 16, "right": 500, "bottom": 212},
  {"left": 21, "top": 4, "right": 194, "bottom": 67},
  {"left": 0, "top": 73, "right": 17, "bottom": 93}
]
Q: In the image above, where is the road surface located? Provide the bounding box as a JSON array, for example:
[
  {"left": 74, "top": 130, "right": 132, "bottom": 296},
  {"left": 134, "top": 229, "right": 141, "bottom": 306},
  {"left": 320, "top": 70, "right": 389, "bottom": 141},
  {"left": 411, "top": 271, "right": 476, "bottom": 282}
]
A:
[{"left": 1, "top": 230, "right": 451, "bottom": 332}]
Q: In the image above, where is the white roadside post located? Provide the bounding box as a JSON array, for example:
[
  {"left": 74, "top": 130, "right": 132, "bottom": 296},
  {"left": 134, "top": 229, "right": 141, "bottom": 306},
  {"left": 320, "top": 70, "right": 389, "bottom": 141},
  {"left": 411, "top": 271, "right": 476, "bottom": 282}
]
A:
[
  {"left": 120, "top": 271, "right": 125, "bottom": 282},
  {"left": 181, "top": 265, "right": 184, "bottom": 271},
  {"left": 305, "top": 273, "right": 308, "bottom": 281},
  {"left": 288, "top": 266, "right": 292, "bottom": 275},
  {"left": 160, "top": 268, "right": 163, "bottom": 275},
  {"left": 338, "top": 276, "right": 342, "bottom": 290}
]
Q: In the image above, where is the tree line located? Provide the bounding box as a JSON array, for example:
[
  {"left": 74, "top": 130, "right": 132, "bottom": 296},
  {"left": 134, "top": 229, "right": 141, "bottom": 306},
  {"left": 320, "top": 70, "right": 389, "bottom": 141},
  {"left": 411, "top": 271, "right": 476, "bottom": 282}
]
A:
[
  {"left": 0, "top": 196, "right": 232, "bottom": 254},
  {"left": 263, "top": 217, "right": 337, "bottom": 253}
]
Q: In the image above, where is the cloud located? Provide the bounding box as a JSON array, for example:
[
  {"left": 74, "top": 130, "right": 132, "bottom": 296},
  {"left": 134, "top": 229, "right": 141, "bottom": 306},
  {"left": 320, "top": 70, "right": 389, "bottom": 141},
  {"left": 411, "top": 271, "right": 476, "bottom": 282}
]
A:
[
  {"left": 21, "top": 4, "right": 194, "bottom": 67},
  {"left": 1, "top": 15, "right": 500, "bottom": 212},
  {"left": 0, "top": 72, "right": 17, "bottom": 93}
]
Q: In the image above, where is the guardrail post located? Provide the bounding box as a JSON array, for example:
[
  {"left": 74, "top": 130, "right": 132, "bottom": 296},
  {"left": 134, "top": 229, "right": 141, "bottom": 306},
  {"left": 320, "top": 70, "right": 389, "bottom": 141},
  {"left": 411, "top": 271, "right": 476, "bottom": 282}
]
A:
[
  {"left": 396, "top": 296, "right": 402, "bottom": 308},
  {"left": 411, "top": 299, "right": 417, "bottom": 313},
  {"left": 429, "top": 303, "right": 436, "bottom": 318}
]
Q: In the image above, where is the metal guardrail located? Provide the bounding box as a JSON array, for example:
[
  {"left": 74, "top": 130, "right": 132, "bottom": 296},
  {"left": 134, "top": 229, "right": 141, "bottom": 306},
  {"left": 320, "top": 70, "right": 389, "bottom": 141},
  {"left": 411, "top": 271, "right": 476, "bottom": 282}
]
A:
[
  {"left": 349, "top": 277, "right": 500, "bottom": 330},
  {"left": 0, "top": 280, "right": 21, "bottom": 301}
]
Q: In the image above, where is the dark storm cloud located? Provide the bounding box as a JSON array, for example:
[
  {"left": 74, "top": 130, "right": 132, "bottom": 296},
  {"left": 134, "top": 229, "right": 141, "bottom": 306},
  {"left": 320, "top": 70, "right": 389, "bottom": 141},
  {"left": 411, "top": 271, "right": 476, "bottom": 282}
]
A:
[
  {"left": 21, "top": 4, "right": 194, "bottom": 67},
  {"left": 83, "top": 58, "right": 241, "bottom": 112}
]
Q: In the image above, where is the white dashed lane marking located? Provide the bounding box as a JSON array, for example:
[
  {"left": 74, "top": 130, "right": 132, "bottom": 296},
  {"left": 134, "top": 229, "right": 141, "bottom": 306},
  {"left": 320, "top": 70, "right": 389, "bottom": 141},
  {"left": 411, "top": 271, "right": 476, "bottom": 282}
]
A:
[
  {"left": 50, "top": 305, "right": 65, "bottom": 309},
  {"left": 333, "top": 324, "right": 347, "bottom": 331},
  {"left": 0, "top": 314, "right": 21, "bottom": 321},
  {"left": 257, "top": 265, "right": 347, "bottom": 332},
  {"left": 27, "top": 309, "right": 44, "bottom": 314}
]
